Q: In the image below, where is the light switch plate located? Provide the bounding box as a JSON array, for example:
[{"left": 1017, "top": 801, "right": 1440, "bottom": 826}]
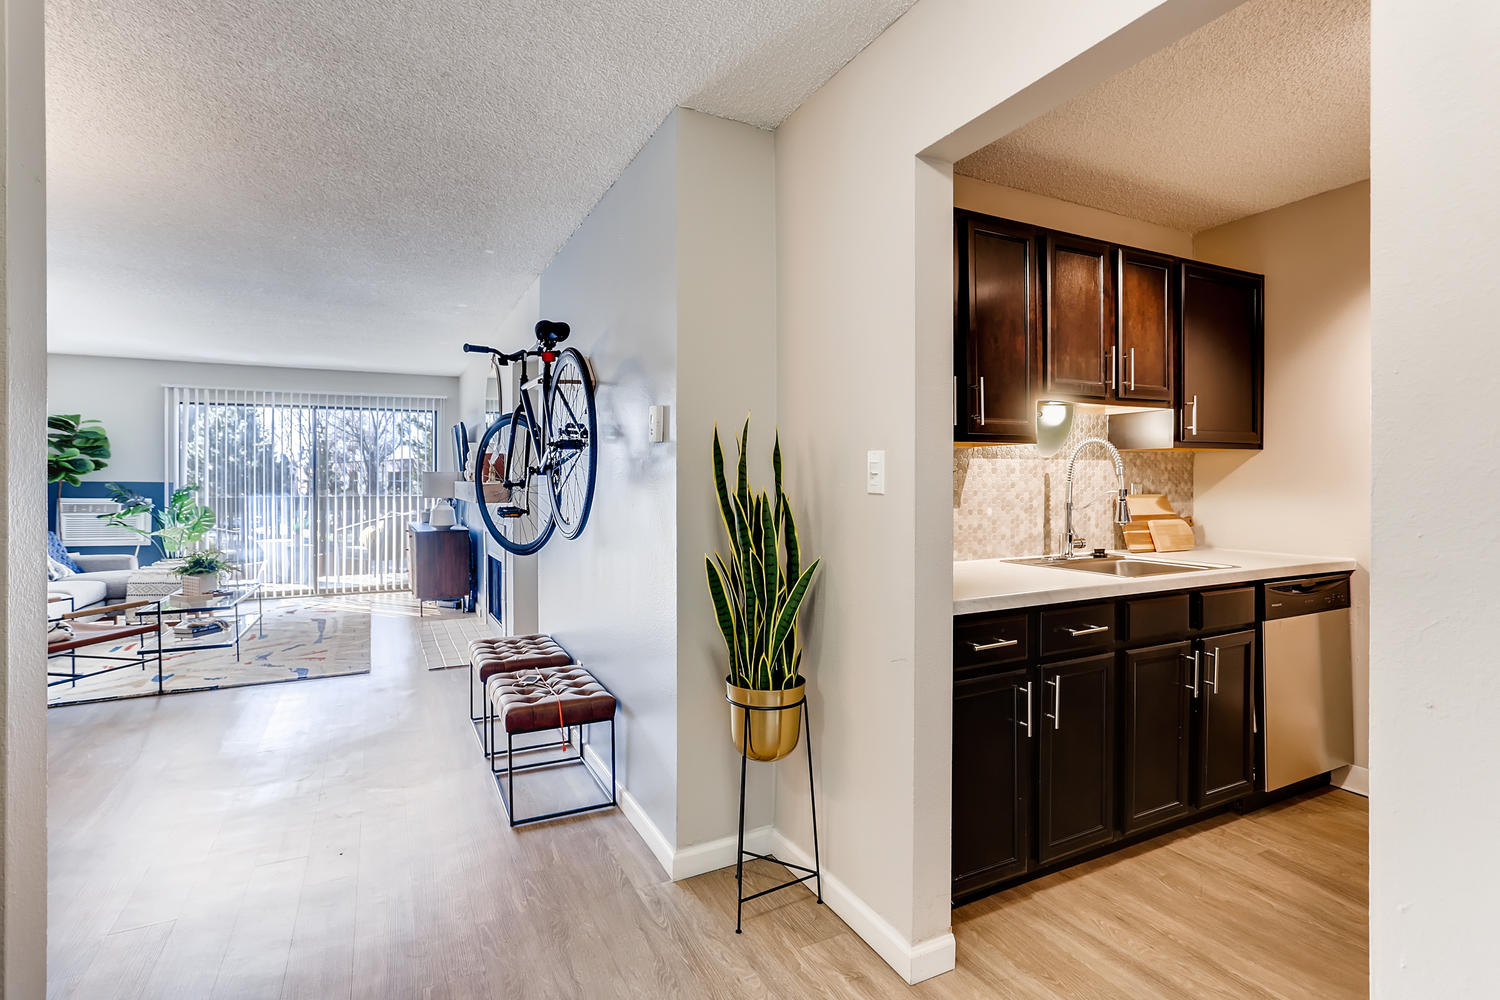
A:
[
  {"left": 866, "top": 450, "right": 886, "bottom": 495},
  {"left": 648, "top": 404, "right": 668, "bottom": 443}
]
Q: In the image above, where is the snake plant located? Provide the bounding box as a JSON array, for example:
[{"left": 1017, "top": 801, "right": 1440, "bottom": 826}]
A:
[{"left": 706, "top": 418, "right": 821, "bottom": 691}]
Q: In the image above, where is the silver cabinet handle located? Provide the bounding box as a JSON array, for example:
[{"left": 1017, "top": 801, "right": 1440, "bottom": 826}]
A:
[
  {"left": 1018, "top": 681, "right": 1033, "bottom": 738},
  {"left": 1063, "top": 624, "right": 1109, "bottom": 638},
  {"left": 978, "top": 376, "right": 986, "bottom": 425},
  {"left": 1129, "top": 348, "right": 1136, "bottom": 391},
  {"left": 1204, "top": 648, "right": 1219, "bottom": 694},
  {"left": 1184, "top": 650, "right": 1200, "bottom": 698},
  {"left": 1186, "top": 394, "right": 1199, "bottom": 436},
  {"left": 1045, "top": 676, "right": 1062, "bottom": 730},
  {"left": 969, "top": 637, "right": 1018, "bottom": 652},
  {"left": 1108, "top": 346, "right": 1117, "bottom": 390},
  {"left": 952, "top": 375, "right": 957, "bottom": 427}
]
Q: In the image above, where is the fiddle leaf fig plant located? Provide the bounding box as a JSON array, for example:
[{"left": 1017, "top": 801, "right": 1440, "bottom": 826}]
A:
[
  {"left": 48, "top": 414, "right": 111, "bottom": 487},
  {"left": 705, "top": 418, "right": 821, "bottom": 691}
]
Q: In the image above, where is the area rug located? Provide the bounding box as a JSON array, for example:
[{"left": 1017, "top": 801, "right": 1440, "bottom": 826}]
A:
[{"left": 48, "top": 599, "right": 372, "bottom": 707}]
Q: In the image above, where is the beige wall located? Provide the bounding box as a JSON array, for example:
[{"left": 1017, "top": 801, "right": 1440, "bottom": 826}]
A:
[
  {"left": 954, "top": 175, "right": 1193, "bottom": 256},
  {"left": 2, "top": 0, "right": 48, "bottom": 992},
  {"left": 1191, "top": 181, "right": 1370, "bottom": 776},
  {"left": 1370, "top": 0, "right": 1500, "bottom": 993},
  {"left": 534, "top": 109, "right": 779, "bottom": 868},
  {"left": 774, "top": 0, "right": 1238, "bottom": 982}
]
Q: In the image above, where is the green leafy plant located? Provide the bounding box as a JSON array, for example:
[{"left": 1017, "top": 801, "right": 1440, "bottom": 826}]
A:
[
  {"left": 170, "top": 549, "right": 235, "bottom": 577},
  {"left": 705, "top": 418, "right": 821, "bottom": 691},
  {"left": 101, "top": 483, "right": 217, "bottom": 558},
  {"left": 48, "top": 415, "right": 111, "bottom": 514}
]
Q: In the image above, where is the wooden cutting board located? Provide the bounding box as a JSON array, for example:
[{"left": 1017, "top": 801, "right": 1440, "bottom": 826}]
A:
[
  {"left": 1125, "top": 493, "right": 1177, "bottom": 520},
  {"left": 1122, "top": 522, "right": 1157, "bottom": 552},
  {"left": 1147, "top": 517, "right": 1195, "bottom": 552}
]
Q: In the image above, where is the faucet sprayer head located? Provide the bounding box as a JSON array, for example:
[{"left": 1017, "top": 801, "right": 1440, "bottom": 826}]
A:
[{"left": 1115, "top": 490, "right": 1132, "bottom": 526}]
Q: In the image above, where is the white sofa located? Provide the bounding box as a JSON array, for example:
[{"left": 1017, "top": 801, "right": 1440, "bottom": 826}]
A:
[{"left": 48, "top": 552, "right": 138, "bottom": 618}]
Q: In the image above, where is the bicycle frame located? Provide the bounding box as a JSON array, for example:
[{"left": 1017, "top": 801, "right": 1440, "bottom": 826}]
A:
[{"left": 492, "top": 350, "right": 555, "bottom": 502}]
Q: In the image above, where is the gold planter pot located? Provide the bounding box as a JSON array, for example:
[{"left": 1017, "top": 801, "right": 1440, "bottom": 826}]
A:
[{"left": 726, "top": 678, "right": 805, "bottom": 762}]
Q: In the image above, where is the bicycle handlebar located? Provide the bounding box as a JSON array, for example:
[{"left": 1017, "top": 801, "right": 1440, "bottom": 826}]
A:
[{"left": 462, "top": 343, "right": 496, "bottom": 354}]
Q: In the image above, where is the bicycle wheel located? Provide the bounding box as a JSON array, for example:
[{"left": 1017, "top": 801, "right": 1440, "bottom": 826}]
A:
[
  {"left": 545, "top": 347, "right": 598, "bottom": 540},
  {"left": 474, "top": 411, "right": 555, "bottom": 555}
]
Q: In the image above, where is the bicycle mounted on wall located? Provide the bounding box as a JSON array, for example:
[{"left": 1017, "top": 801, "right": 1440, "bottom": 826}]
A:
[{"left": 462, "top": 320, "right": 598, "bottom": 554}]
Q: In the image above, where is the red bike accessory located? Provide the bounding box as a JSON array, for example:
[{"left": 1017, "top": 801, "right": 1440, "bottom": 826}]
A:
[{"left": 542, "top": 351, "right": 557, "bottom": 363}]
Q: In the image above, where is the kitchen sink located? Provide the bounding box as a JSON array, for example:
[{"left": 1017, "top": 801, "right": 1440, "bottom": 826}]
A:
[{"left": 1009, "top": 554, "right": 1234, "bottom": 577}]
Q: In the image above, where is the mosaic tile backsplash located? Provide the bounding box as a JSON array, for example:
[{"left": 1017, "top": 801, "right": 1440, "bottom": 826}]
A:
[{"left": 954, "top": 412, "right": 1195, "bottom": 561}]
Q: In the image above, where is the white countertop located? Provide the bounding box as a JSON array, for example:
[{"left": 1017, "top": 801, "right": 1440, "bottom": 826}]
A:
[{"left": 953, "top": 548, "right": 1357, "bottom": 616}]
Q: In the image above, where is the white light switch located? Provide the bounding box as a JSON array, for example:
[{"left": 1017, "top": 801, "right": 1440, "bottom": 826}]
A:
[
  {"left": 866, "top": 450, "right": 886, "bottom": 495},
  {"left": 648, "top": 405, "right": 668, "bottom": 443}
]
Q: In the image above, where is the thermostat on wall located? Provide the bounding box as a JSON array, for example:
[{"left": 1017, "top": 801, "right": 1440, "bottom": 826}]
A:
[{"left": 648, "top": 404, "right": 669, "bottom": 443}]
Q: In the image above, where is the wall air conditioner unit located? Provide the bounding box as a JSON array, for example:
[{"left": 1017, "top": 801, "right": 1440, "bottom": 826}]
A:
[{"left": 57, "top": 500, "right": 149, "bottom": 547}]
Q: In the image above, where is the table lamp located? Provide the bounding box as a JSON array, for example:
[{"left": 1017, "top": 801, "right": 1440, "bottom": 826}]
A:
[{"left": 422, "top": 471, "right": 457, "bottom": 527}]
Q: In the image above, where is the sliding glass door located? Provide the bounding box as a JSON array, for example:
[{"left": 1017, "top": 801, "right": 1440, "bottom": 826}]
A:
[{"left": 167, "top": 387, "right": 442, "bottom": 597}]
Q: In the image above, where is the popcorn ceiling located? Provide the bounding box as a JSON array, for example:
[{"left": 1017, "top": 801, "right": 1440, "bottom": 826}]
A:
[{"left": 45, "top": 0, "right": 917, "bottom": 374}]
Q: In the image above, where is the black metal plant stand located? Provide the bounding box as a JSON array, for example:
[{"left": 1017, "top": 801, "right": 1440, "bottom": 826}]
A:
[{"left": 729, "top": 692, "right": 822, "bottom": 934}]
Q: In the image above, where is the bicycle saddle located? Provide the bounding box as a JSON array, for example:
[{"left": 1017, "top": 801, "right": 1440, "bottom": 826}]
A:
[{"left": 535, "top": 320, "right": 570, "bottom": 346}]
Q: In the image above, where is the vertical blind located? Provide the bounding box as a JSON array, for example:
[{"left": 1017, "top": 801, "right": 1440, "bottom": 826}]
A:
[{"left": 164, "top": 386, "right": 444, "bottom": 597}]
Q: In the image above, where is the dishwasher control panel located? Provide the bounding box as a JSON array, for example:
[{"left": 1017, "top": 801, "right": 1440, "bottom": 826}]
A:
[{"left": 1261, "top": 574, "right": 1352, "bottom": 621}]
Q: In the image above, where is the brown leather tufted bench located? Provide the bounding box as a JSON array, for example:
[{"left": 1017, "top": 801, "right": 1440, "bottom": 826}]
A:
[
  {"left": 467, "top": 635, "right": 574, "bottom": 757},
  {"left": 487, "top": 665, "right": 617, "bottom": 826}
]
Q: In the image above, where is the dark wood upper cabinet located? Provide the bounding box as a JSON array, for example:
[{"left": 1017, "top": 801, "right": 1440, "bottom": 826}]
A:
[
  {"left": 1044, "top": 234, "right": 1115, "bottom": 401},
  {"left": 952, "top": 669, "right": 1031, "bottom": 898},
  {"left": 1194, "top": 629, "right": 1257, "bottom": 808},
  {"left": 1179, "top": 263, "right": 1264, "bottom": 448},
  {"left": 955, "top": 212, "right": 1040, "bottom": 443},
  {"left": 953, "top": 213, "right": 1261, "bottom": 447},
  {"left": 1116, "top": 248, "right": 1176, "bottom": 404},
  {"left": 1121, "top": 641, "right": 1194, "bottom": 835},
  {"left": 1036, "top": 652, "right": 1116, "bottom": 865}
]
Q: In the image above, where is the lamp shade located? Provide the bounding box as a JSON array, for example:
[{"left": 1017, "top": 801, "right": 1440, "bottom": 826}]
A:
[{"left": 421, "top": 470, "right": 454, "bottom": 500}]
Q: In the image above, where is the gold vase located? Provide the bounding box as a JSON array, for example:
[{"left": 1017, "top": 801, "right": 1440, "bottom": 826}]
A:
[{"left": 726, "top": 678, "right": 805, "bottom": 762}]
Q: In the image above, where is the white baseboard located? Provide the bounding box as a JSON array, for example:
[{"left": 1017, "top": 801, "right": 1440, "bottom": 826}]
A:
[
  {"left": 1331, "top": 764, "right": 1369, "bottom": 797},
  {"left": 580, "top": 745, "right": 955, "bottom": 983},
  {"left": 582, "top": 744, "right": 770, "bottom": 881},
  {"left": 766, "top": 831, "right": 956, "bottom": 985}
]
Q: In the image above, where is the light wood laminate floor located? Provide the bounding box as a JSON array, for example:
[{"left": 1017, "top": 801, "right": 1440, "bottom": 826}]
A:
[{"left": 48, "top": 603, "right": 1368, "bottom": 999}]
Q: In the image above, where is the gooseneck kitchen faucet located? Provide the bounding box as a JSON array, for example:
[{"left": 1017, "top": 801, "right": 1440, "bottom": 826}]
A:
[{"left": 1053, "top": 437, "right": 1132, "bottom": 559}]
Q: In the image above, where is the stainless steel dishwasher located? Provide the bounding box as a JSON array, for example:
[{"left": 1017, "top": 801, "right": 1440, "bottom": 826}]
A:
[{"left": 1259, "top": 574, "right": 1355, "bottom": 790}]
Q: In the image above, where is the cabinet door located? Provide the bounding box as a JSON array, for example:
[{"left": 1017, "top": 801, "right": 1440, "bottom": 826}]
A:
[
  {"left": 1037, "top": 653, "right": 1116, "bottom": 864},
  {"left": 1180, "top": 263, "right": 1263, "bottom": 448},
  {"left": 952, "top": 670, "right": 1032, "bottom": 896},
  {"left": 1195, "top": 630, "right": 1256, "bottom": 808},
  {"left": 956, "top": 213, "right": 1040, "bottom": 442},
  {"left": 1121, "top": 642, "right": 1193, "bottom": 835},
  {"left": 1044, "top": 234, "right": 1115, "bottom": 401},
  {"left": 1116, "top": 248, "right": 1175, "bottom": 404}
]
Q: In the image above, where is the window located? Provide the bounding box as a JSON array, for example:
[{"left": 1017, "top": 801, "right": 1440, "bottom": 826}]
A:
[{"left": 166, "top": 386, "right": 443, "bottom": 596}]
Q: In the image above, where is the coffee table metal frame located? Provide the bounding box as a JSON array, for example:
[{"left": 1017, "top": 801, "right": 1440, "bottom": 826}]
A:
[{"left": 139, "top": 581, "right": 266, "bottom": 661}]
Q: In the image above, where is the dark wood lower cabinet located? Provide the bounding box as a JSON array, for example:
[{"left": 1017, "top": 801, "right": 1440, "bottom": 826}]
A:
[
  {"left": 1195, "top": 630, "right": 1257, "bottom": 807},
  {"left": 1036, "top": 653, "right": 1115, "bottom": 864},
  {"left": 952, "top": 670, "right": 1031, "bottom": 895},
  {"left": 953, "top": 592, "right": 1265, "bottom": 903},
  {"left": 1121, "top": 641, "right": 1193, "bottom": 834}
]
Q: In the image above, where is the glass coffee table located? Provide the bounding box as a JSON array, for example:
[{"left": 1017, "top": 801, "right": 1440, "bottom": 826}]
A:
[{"left": 141, "top": 581, "right": 266, "bottom": 661}]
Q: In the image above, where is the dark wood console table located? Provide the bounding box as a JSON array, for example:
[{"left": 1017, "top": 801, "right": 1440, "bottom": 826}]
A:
[{"left": 408, "top": 521, "right": 472, "bottom": 615}]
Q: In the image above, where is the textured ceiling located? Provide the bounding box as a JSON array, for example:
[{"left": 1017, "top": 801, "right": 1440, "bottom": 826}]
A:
[
  {"left": 46, "top": 0, "right": 916, "bottom": 375},
  {"left": 955, "top": 0, "right": 1369, "bottom": 233}
]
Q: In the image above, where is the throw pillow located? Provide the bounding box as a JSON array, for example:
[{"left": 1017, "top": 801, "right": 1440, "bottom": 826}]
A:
[
  {"left": 47, "top": 556, "right": 75, "bottom": 581},
  {"left": 46, "top": 531, "right": 82, "bottom": 573}
]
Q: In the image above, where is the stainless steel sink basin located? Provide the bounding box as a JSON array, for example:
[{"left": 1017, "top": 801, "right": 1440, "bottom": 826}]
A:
[{"left": 1009, "top": 554, "right": 1233, "bottom": 577}]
